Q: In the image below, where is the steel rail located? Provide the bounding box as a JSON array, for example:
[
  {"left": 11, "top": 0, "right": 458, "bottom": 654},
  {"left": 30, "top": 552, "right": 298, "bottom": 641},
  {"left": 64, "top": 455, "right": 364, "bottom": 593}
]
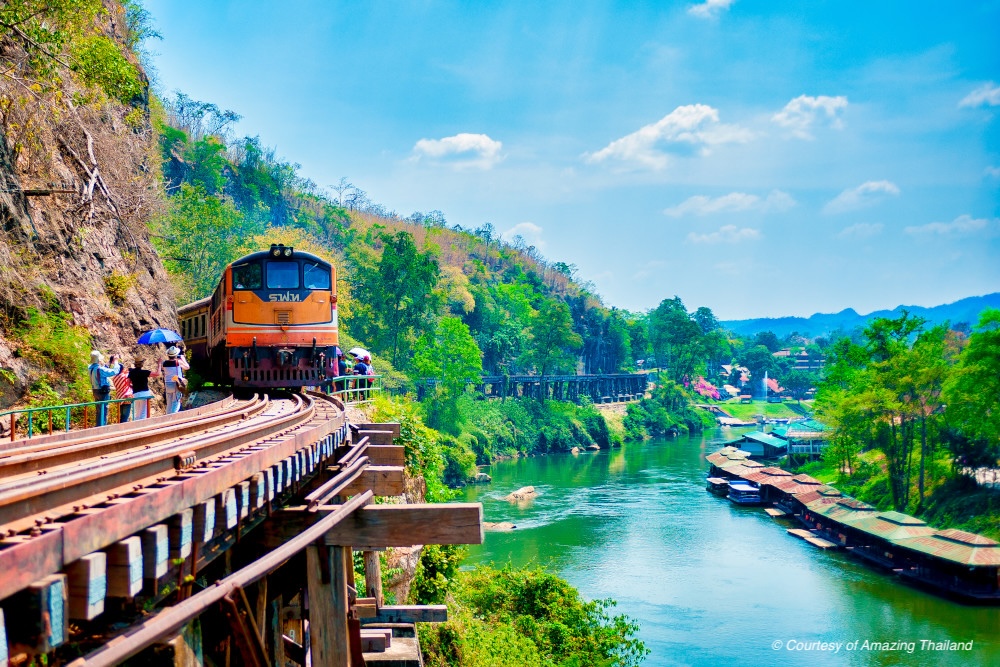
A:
[
  {"left": 0, "top": 395, "right": 301, "bottom": 528},
  {"left": 69, "top": 490, "right": 374, "bottom": 667},
  {"left": 0, "top": 395, "right": 268, "bottom": 479}
]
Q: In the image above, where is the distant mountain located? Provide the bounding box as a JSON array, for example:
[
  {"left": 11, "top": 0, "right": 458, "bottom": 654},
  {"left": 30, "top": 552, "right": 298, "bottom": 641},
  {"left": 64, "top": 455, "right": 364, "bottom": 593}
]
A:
[{"left": 721, "top": 293, "right": 1000, "bottom": 338}]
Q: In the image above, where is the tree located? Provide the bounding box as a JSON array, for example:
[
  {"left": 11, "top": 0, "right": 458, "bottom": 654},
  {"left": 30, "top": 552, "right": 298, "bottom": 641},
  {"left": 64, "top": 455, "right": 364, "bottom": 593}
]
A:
[
  {"left": 693, "top": 306, "right": 720, "bottom": 335},
  {"left": 154, "top": 183, "right": 264, "bottom": 301},
  {"left": 783, "top": 369, "right": 813, "bottom": 402},
  {"left": 414, "top": 317, "right": 483, "bottom": 399},
  {"left": 350, "top": 231, "right": 441, "bottom": 367},
  {"left": 523, "top": 299, "right": 582, "bottom": 378},
  {"left": 753, "top": 330, "right": 782, "bottom": 352},
  {"left": 737, "top": 345, "right": 777, "bottom": 396},
  {"left": 944, "top": 309, "right": 1000, "bottom": 477},
  {"left": 648, "top": 297, "right": 703, "bottom": 380}
]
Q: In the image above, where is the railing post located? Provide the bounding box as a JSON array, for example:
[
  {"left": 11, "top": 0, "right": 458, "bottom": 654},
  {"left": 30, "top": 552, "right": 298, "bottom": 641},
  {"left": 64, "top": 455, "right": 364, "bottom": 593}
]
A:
[{"left": 65, "top": 406, "right": 71, "bottom": 432}]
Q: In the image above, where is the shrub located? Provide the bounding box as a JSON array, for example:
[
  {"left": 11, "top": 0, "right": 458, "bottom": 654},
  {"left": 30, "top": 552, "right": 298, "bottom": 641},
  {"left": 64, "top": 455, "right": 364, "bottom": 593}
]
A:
[
  {"left": 421, "top": 564, "right": 648, "bottom": 667},
  {"left": 104, "top": 271, "right": 138, "bottom": 305}
]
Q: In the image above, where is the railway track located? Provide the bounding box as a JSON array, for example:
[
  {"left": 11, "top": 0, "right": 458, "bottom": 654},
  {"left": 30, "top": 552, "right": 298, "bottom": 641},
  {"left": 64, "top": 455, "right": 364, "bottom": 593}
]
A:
[
  {"left": 0, "top": 392, "right": 347, "bottom": 603},
  {"left": 0, "top": 392, "right": 483, "bottom": 666}
]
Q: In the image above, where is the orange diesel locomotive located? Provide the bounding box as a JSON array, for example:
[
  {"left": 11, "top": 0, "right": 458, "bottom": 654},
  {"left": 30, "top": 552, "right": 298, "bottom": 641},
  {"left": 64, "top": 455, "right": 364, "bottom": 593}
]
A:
[{"left": 178, "top": 244, "right": 338, "bottom": 389}]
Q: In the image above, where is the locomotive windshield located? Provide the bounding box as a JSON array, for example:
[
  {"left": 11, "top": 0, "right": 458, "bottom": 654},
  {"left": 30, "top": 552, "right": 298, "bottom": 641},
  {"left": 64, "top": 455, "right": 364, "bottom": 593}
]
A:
[
  {"left": 232, "top": 263, "right": 262, "bottom": 290},
  {"left": 303, "top": 262, "right": 331, "bottom": 289},
  {"left": 266, "top": 262, "right": 300, "bottom": 289}
]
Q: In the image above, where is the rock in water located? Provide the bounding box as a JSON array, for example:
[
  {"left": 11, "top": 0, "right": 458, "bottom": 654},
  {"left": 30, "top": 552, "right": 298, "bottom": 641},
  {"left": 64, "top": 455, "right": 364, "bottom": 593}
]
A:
[
  {"left": 484, "top": 521, "right": 517, "bottom": 532},
  {"left": 473, "top": 472, "right": 492, "bottom": 484},
  {"left": 504, "top": 486, "right": 537, "bottom": 501}
]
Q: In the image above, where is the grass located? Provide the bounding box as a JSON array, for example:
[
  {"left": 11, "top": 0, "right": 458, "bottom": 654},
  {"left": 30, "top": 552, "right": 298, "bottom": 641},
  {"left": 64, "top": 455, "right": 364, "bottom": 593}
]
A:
[{"left": 711, "top": 399, "right": 810, "bottom": 421}]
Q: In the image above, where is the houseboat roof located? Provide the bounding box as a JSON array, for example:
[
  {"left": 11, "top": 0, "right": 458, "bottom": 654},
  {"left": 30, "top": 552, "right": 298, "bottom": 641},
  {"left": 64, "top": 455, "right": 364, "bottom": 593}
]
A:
[
  {"left": 810, "top": 498, "right": 879, "bottom": 524},
  {"left": 851, "top": 514, "right": 936, "bottom": 542},
  {"left": 889, "top": 530, "right": 1000, "bottom": 567},
  {"left": 707, "top": 477, "right": 729, "bottom": 485}
]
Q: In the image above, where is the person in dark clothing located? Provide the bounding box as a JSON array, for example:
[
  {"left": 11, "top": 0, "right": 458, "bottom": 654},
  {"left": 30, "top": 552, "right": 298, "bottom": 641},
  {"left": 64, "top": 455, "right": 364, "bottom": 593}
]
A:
[
  {"left": 353, "top": 356, "right": 370, "bottom": 400},
  {"left": 128, "top": 358, "right": 159, "bottom": 419}
]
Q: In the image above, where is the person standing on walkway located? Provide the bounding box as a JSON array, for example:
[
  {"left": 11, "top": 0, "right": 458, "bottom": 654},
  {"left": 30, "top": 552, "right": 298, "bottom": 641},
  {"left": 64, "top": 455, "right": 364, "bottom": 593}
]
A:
[
  {"left": 112, "top": 364, "right": 134, "bottom": 423},
  {"left": 88, "top": 351, "right": 122, "bottom": 427},
  {"left": 128, "top": 358, "right": 159, "bottom": 420},
  {"left": 159, "top": 346, "right": 186, "bottom": 414}
]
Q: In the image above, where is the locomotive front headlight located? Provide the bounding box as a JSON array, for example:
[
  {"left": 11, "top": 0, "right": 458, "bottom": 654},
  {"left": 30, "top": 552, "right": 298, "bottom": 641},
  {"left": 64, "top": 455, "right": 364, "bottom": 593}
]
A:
[
  {"left": 271, "top": 246, "right": 281, "bottom": 257},
  {"left": 283, "top": 247, "right": 293, "bottom": 257}
]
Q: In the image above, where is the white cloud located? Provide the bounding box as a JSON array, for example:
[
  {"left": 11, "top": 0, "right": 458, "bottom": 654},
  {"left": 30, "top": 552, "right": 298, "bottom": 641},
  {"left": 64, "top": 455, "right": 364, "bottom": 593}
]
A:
[
  {"left": 986, "top": 166, "right": 1000, "bottom": 178},
  {"left": 502, "top": 221, "right": 546, "bottom": 250},
  {"left": 632, "top": 260, "right": 668, "bottom": 280},
  {"left": 688, "top": 0, "right": 735, "bottom": 19},
  {"left": 959, "top": 82, "right": 1000, "bottom": 108},
  {"left": 772, "top": 95, "right": 849, "bottom": 139},
  {"left": 664, "top": 190, "right": 795, "bottom": 217},
  {"left": 412, "top": 133, "right": 503, "bottom": 169},
  {"left": 823, "top": 180, "right": 900, "bottom": 214},
  {"left": 585, "top": 104, "right": 753, "bottom": 170},
  {"left": 837, "top": 223, "right": 884, "bottom": 239},
  {"left": 904, "top": 215, "right": 996, "bottom": 236},
  {"left": 686, "top": 225, "right": 761, "bottom": 244}
]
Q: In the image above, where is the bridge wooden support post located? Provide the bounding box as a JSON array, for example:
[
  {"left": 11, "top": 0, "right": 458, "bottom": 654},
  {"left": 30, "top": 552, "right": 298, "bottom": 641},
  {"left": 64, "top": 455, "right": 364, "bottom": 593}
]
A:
[
  {"left": 362, "top": 550, "right": 383, "bottom": 606},
  {"left": 306, "top": 544, "right": 350, "bottom": 667}
]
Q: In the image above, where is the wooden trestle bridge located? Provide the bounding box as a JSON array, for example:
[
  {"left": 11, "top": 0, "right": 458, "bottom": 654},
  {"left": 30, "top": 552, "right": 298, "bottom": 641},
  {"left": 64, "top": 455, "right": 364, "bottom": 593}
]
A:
[
  {"left": 0, "top": 392, "right": 482, "bottom": 666},
  {"left": 419, "top": 373, "right": 649, "bottom": 404}
]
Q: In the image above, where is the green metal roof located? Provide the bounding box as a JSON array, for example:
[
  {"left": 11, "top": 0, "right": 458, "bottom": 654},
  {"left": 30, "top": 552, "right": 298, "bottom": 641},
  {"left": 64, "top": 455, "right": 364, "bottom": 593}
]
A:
[{"left": 742, "top": 432, "right": 787, "bottom": 448}]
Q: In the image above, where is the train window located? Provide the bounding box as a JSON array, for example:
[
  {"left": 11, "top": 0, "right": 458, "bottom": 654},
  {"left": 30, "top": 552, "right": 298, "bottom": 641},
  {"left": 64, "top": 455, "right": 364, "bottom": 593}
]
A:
[
  {"left": 303, "top": 262, "right": 331, "bottom": 289},
  {"left": 266, "top": 262, "right": 299, "bottom": 289},
  {"left": 200, "top": 314, "right": 206, "bottom": 336},
  {"left": 233, "top": 263, "right": 262, "bottom": 290}
]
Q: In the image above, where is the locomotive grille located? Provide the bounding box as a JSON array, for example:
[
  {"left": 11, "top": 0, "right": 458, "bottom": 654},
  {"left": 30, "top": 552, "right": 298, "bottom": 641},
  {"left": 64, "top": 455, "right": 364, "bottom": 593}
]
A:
[{"left": 275, "top": 310, "right": 291, "bottom": 325}]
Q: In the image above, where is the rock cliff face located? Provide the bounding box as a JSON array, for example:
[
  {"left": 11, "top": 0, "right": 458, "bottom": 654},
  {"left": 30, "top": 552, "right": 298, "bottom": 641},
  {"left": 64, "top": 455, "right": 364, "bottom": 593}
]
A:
[{"left": 0, "top": 3, "right": 174, "bottom": 407}]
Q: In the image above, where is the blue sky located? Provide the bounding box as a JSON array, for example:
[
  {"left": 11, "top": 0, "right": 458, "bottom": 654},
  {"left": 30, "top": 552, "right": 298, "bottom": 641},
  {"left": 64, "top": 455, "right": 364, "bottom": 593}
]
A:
[{"left": 144, "top": 0, "right": 999, "bottom": 320}]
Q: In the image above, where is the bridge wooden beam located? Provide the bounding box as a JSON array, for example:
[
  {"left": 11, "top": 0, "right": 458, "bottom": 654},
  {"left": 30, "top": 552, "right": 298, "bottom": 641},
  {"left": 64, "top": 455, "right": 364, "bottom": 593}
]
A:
[
  {"left": 324, "top": 503, "right": 483, "bottom": 548},
  {"left": 340, "top": 466, "right": 404, "bottom": 497}
]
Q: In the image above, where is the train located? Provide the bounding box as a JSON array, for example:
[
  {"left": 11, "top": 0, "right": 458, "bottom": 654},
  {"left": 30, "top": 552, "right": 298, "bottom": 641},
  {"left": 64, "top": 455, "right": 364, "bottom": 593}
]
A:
[{"left": 178, "top": 244, "right": 339, "bottom": 389}]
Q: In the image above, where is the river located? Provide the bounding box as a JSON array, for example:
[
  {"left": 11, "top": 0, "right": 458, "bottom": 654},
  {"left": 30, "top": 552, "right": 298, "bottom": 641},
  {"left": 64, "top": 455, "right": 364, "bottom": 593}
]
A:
[{"left": 460, "top": 430, "right": 1000, "bottom": 666}]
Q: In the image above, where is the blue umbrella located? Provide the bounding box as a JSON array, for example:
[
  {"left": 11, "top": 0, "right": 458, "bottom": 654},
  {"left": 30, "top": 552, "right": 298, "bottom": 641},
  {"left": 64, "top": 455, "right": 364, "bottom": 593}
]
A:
[{"left": 137, "top": 328, "right": 183, "bottom": 345}]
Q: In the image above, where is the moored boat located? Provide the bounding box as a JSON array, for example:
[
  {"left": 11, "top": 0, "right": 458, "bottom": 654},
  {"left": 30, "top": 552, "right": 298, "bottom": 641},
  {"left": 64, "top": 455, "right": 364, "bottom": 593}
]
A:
[
  {"left": 728, "top": 481, "right": 762, "bottom": 505},
  {"left": 706, "top": 477, "right": 729, "bottom": 496}
]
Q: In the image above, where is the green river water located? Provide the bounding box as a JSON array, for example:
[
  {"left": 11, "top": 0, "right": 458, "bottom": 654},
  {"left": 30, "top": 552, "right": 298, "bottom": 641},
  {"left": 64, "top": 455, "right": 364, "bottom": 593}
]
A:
[{"left": 460, "top": 430, "right": 1000, "bottom": 666}]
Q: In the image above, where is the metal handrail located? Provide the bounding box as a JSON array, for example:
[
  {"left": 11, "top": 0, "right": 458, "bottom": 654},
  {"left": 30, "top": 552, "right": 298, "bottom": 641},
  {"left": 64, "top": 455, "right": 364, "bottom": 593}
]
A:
[
  {"left": 1, "top": 395, "right": 156, "bottom": 442},
  {"left": 322, "top": 373, "right": 383, "bottom": 404},
  {"left": 2, "top": 373, "right": 384, "bottom": 441}
]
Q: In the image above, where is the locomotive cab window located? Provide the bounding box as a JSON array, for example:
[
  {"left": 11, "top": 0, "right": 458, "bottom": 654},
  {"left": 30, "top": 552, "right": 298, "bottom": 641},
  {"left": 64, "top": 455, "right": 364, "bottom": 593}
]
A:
[
  {"left": 266, "top": 262, "right": 299, "bottom": 289},
  {"left": 303, "top": 262, "right": 331, "bottom": 289},
  {"left": 233, "top": 263, "right": 262, "bottom": 290}
]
